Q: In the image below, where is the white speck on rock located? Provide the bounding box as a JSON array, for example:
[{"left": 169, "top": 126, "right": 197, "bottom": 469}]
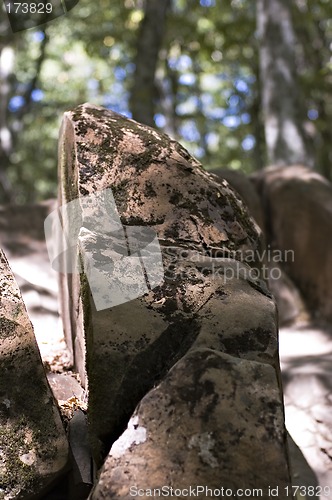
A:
[
  {"left": 19, "top": 450, "right": 36, "bottom": 466},
  {"left": 188, "top": 432, "right": 218, "bottom": 468},
  {"left": 110, "top": 416, "right": 147, "bottom": 459}
]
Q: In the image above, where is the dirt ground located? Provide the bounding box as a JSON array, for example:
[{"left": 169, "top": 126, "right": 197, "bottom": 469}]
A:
[{"left": 280, "top": 323, "right": 332, "bottom": 496}]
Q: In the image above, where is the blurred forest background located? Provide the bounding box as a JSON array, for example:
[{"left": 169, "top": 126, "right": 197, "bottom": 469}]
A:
[{"left": 0, "top": 0, "right": 331, "bottom": 204}]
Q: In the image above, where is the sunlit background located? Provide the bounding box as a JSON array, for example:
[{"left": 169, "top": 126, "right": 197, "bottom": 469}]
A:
[{"left": 0, "top": 0, "right": 331, "bottom": 203}]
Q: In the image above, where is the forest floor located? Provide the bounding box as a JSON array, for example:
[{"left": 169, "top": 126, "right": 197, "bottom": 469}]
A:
[
  {"left": 4, "top": 230, "right": 332, "bottom": 497},
  {"left": 280, "top": 322, "right": 332, "bottom": 494}
]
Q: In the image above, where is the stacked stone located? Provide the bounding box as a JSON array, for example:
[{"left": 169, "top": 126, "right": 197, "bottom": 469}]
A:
[{"left": 57, "top": 104, "right": 292, "bottom": 498}]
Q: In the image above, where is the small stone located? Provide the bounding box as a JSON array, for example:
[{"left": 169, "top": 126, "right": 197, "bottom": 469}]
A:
[{"left": 47, "top": 372, "right": 85, "bottom": 402}]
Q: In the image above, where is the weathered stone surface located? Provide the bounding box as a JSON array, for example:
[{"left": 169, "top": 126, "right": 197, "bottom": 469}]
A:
[
  {"left": 209, "top": 168, "right": 308, "bottom": 326},
  {"left": 57, "top": 104, "right": 284, "bottom": 465},
  {"left": 84, "top": 254, "right": 280, "bottom": 464},
  {"left": 91, "top": 348, "right": 292, "bottom": 499},
  {"left": 253, "top": 164, "right": 332, "bottom": 322},
  {"left": 0, "top": 249, "right": 69, "bottom": 498},
  {"left": 60, "top": 104, "right": 261, "bottom": 255},
  {"left": 186, "top": 256, "right": 279, "bottom": 365},
  {"left": 55, "top": 105, "right": 288, "bottom": 464},
  {"left": 211, "top": 167, "right": 265, "bottom": 229},
  {"left": 210, "top": 167, "right": 312, "bottom": 326},
  {"left": 47, "top": 372, "right": 84, "bottom": 402}
]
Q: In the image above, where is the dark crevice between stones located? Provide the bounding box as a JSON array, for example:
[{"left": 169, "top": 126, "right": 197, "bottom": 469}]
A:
[
  {"left": 88, "top": 313, "right": 202, "bottom": 464},
  {"left": 252, "top": 175, "right": 274, "bottom": 247}
]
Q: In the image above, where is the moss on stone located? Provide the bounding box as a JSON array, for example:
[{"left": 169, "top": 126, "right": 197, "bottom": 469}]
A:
[
  {"left": 0, "top": 318, "right": 17, "bottom": 339},
  {"left": 0, "top": 417, "right": 39, "bottom": 497}
]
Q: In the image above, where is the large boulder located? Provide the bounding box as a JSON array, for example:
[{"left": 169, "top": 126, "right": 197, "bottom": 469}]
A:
[
  {"left": 0, "top": 249, "right": 69, "bottom": 498},
  {"left": 56, "top": 107, "right": 265, "bottom": 393},
  {"left": 55, "top": 104, "right": 288, "bottom": 479},
  {"left": 91, "top": 348, "right": 291, "bottom": 499},
  {"left": 253, "top": 165, "right": 332, "bottom": 323}
]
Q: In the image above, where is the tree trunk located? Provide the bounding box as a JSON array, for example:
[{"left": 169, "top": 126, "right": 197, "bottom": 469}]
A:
[
  {"left": 294, "top": 2, "right": 332, "bottom": 179},
  {"left": 0, "top": 43, "right": 14, "bottom": 202},
  {"left": 130, "top": 0, "right": 170, "bottom": 127},
  {"left": 256, "top": 0, "right": 312, "bottom": 166},
  {"left": 0, "top": 29, "right": 48, "bottom": 203}
]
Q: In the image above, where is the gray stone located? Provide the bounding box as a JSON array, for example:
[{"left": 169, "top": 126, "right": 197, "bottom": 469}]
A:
[
  {"left": 91, "top": 348, "right": 292, "bottom": 499},
  {"left": 0, "top": 249, "right": 69, "bottom": 499},
  {"left": 68, "top": 410, "right": 93, "bottom": 499},
  {"left": 210, "top": 168, "right": 310, "bottom": 326},
  {"left": 84, "top": 254, "right": 281, "bottom": 464},
  {"left": 252, "top": 164, "right": 332, "bottom": 323},
  {"left": 47, "top": 372, "right": 85, "bottom": 402},
  {"left": 267, "top": 262, "right": 307, "bottom": 326},
  {"left": 58, "top": 104, "right": 277, "bottom": 464},
  {"left": 59, "top": 104, "right": 261, "bottom": 258},
  {"left": 211, "top": 167, "right": 265, "bottom": 229}
]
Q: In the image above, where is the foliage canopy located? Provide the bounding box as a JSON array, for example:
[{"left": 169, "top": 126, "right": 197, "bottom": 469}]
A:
[{"left": 0, "top": 0, "right": 331, "bottom": 203}]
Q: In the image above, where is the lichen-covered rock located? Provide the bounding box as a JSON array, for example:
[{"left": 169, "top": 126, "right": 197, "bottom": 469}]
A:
[
  {"left": 91, "top": 348, "right": 292, "bottom": 499},
  {"left": 253, "top": 164, "right": 332, "bottom": 322},
  {"left": 57, "top": 104, "right": 285, "bottom": 465},
  {"left": 84, "top": 254, "right": 281, "bottom": 464},
  {"left": 211, "top": 167, "right": 265, "bottom": 229},
  {"left": 60, "top": 104, "right": 261, "bottom": 255},
  {"left": 0, "top": 249, "right": 69, "bottom": 499}
]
